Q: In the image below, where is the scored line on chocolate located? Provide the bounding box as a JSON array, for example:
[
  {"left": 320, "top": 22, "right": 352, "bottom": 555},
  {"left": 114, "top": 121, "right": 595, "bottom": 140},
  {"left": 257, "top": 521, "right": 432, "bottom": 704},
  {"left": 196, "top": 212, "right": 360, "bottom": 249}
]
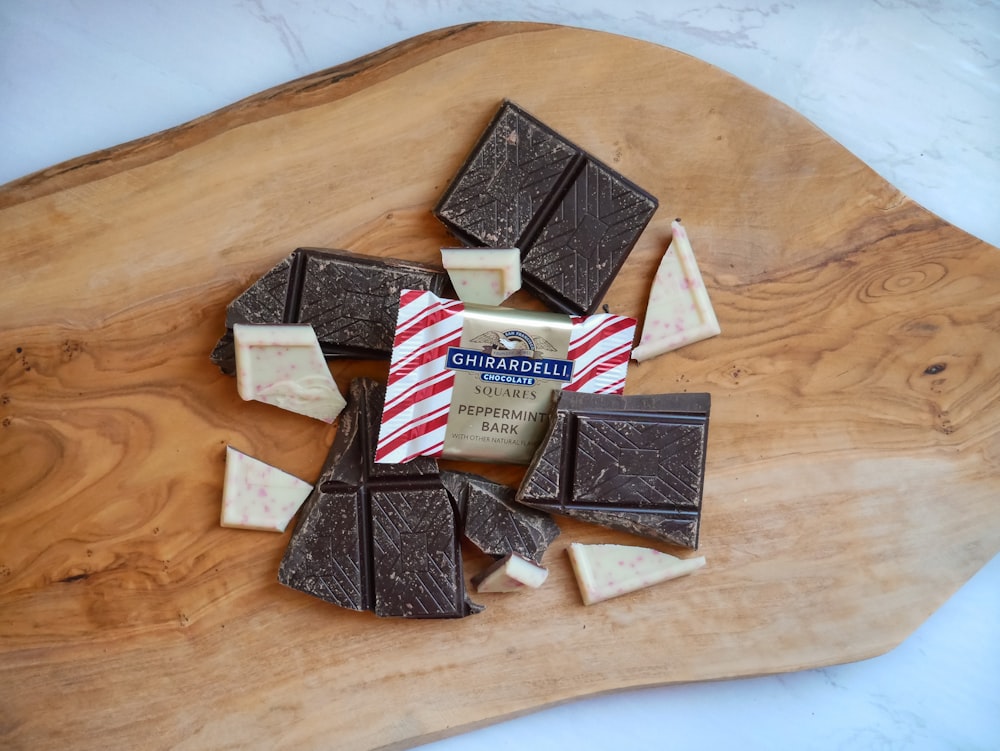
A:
[
  {"left": 282, "top": 249, "right": 310, "bottom": 324},
  {"left": 516, "top": 391, "right": 710, "bottom": 548},
  {"left": 279, "top": 378, "right": 479, "bottom": 618},
  {"left": 516, "top": 151, "right": 588, "bottom": 252},
  {"left": 434, "top": 100, "right": 658, "bottom": 315},
  {"left": 216, "top": 248, "right": 449, "bottom": 369}
]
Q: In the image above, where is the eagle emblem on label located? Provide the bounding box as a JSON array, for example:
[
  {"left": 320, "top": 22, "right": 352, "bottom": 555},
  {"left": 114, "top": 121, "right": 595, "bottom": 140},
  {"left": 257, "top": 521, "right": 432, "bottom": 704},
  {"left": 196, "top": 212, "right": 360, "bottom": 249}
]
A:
[{"left": 469, "top": 329, "right": 555, "bottom": 358}]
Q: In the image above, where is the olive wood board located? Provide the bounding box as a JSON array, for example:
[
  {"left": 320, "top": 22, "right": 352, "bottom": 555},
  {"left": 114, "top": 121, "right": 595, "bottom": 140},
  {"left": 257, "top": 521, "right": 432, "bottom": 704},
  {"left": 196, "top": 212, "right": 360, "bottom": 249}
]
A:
[{"left": 1, "top": 22, "right": 997, "bottom": 751}]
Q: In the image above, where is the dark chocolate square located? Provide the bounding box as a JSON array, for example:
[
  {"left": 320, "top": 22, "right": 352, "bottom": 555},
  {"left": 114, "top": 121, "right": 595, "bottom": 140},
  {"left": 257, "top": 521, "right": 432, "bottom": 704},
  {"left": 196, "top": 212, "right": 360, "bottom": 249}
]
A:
[
  {"left": 435, "top": 100, "right": 658, "bottom": 315},
  {"left": 279, "top": 487, "right": 367, "bottom": 611},
  {"left": 434, "top": 101, "right": 579, "bottom": 249},
  {"left": 571, "top": 416, "right": 705, "bottom": 508},
  {"left": 515, "top": 390, "right": 710, "bottom": 549},
  {"left": 371, "top": 488, "right": 467, "bottom": 617}
]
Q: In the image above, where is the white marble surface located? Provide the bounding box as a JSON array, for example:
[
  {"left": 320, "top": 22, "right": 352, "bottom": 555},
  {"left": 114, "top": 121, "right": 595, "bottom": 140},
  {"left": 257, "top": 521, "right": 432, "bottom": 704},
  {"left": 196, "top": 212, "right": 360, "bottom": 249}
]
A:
[{"left": 2, "top": 2, "right": 998, "bottom": 749}]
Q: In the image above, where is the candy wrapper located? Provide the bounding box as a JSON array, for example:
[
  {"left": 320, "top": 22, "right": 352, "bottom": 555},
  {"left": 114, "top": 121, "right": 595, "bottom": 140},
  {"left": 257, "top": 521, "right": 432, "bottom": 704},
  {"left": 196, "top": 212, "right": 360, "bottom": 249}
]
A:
[{"left": 375, "top": 290, "right": 635, "bottom": 464}]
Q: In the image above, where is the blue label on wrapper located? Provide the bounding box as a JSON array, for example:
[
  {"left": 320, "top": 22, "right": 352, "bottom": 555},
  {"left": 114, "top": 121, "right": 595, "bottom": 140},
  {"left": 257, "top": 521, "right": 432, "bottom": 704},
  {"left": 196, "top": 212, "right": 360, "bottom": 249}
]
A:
[{"left": 445, "top": 347, "right": 574, "bottom": 385}]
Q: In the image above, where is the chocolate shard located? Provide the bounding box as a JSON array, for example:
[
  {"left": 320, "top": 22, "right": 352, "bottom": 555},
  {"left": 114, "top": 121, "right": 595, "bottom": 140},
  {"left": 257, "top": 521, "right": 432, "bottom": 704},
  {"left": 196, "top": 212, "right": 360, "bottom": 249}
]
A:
[
  {"left": 441, "top": 471, "right": 560, "bottom": 565},
  {"left": 515, "top": 390, "right": 710, "bottom": 549},
  {"left": 228, "top": 255, "right": 294, "bottom": 326},
  {"left": 211, "top": 248, "right": 448, "bottom": 372},
  {"left": 434, "top": 100, "right": 658, "bottom": 315},
  {"left": 279, "top": 378, "right": 482, "bottom": 618},
  {"left": 209, "top": 331, "right": 236, "bottom": 376},
  {"left": 471, "top": 552, "right": 549, "bottom": 592}
]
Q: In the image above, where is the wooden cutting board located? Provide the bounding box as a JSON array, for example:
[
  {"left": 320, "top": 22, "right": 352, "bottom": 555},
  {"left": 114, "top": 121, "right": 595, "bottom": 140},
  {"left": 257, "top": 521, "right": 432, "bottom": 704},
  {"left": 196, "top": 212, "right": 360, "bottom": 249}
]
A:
[{"left": 1, "top": 22, "right": 998, "bottom": 751}]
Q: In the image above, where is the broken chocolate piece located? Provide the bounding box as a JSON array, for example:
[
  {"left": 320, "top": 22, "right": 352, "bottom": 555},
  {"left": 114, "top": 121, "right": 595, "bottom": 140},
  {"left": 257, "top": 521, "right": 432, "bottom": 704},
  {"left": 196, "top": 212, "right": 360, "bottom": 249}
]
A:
[
  {"left": 278, "top": 378, "right": 481, "bottom": 618},
  {"left": 441, "top": 471, "right": 560, "bottom": 564},
  {"left": 435, "top": 100, "right": 658, "bottom": 315},
  {"left": 210, "top": 331, "right": 237, "bottom": 376},
  {"left": 211, "top": 248, "right": 448, "bottom": 372},
  {"left": 515, "top": 390, "right": 710, "bottom": 549},
  {"left": 472, "top": 553, "right": 549, "bottom": 592}
]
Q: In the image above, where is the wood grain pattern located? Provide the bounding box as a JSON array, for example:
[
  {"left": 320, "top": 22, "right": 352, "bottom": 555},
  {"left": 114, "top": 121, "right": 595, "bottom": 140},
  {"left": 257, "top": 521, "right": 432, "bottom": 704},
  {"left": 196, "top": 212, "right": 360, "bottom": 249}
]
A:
[{"left": 1, "top": 22, "right": 998, "bottom": 751}]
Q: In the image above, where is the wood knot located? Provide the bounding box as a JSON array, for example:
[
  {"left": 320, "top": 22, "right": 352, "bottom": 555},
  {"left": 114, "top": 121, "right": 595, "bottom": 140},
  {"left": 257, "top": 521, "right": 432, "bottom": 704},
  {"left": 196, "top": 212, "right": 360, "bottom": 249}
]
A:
[
  {"left": 59, "top": 572, "right": 91, "bottom": 584},
  {"left": 933, "top": 406, "right": 956, "bottom": 435},
  {"left": 61, "top": 339, "right": 84, "bottom": 362},
  {"left": 726, "top": 363, "right": 749, "bottom": 385}
]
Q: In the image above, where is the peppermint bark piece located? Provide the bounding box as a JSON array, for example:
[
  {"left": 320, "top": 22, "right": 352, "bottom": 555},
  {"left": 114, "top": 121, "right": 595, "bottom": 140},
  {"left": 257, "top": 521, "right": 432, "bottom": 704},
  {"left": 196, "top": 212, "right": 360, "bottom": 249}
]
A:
[
  {"left": 568, "top": 542, "right": 706, "bottom": 605},
  {"left": 220, "top": 446, "right": 312, "bottom": 532},
  {"left": 233, "top": 323, "right": 345, "bottom": 423},
  {"left": 632, "top": 219, "right": 720, "bottom": 361},
  {"left": 472, "top": 553, "right": 549, "bottom": 593}
]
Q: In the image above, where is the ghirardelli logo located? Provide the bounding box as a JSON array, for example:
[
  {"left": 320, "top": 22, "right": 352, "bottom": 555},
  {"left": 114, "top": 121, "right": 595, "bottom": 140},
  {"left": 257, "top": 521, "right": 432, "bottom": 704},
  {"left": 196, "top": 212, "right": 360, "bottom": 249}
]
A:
[{"left": 447, "top": 328, "right": 573, "bottom": 386}]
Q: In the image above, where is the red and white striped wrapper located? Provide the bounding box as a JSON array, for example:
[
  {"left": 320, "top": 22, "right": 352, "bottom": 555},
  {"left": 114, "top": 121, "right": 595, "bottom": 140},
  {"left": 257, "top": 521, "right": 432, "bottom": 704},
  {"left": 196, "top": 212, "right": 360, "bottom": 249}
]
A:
[{"left": 375, "top": 289, "right": 635, "bottom": 464}]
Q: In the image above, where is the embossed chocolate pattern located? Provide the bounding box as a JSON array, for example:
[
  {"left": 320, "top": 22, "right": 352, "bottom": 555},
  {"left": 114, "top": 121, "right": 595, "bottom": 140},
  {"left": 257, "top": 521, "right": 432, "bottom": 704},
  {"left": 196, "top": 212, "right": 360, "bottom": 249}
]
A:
[
  {"left": 278, "top": 377, "right": 481, "bottom": 618},
  {"left": 435, "top": 100, "right": 657, "bottom": 315},
  {"left": 210, "top": 248, "right": 448, "bottom": 372},
  {"left": 516, "top": 390, "right": 710, "bottom": 549}
]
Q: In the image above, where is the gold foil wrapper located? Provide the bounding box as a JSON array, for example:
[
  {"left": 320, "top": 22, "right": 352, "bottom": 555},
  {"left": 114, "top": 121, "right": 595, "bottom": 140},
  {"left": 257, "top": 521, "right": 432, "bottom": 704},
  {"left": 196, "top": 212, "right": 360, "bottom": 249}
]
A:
[
  {"left": 375, "top": 290, "right": 635, "bottom": 466},
  {"left": 441, "top": 304, "right": 573, "bottom": 463}
]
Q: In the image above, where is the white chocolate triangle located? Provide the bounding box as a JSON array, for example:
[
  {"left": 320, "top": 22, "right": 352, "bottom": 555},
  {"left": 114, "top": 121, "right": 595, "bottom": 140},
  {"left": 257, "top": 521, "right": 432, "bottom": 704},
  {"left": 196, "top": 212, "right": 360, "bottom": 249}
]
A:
[
  {"left": 234, "top": 323, "right": 346, "bottom": 423},
  {"left": 441, "top": 247, "right": 521, "bottom": 306},
  {"left": 221, "top": 446, "right": 313, "bottom": 532},
  {"left": 631, "top": 220, "right": 720, "bottom": 362},
  {"left": 567, "top": 542, "right": 705, "bottom": 605}
]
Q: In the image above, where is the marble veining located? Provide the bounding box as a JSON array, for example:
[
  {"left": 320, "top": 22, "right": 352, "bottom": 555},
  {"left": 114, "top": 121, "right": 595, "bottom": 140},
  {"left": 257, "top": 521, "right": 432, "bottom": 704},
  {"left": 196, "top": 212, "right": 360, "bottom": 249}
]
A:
[{"left": 243, "top": 0, "right": 312, "bottom": 72}]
